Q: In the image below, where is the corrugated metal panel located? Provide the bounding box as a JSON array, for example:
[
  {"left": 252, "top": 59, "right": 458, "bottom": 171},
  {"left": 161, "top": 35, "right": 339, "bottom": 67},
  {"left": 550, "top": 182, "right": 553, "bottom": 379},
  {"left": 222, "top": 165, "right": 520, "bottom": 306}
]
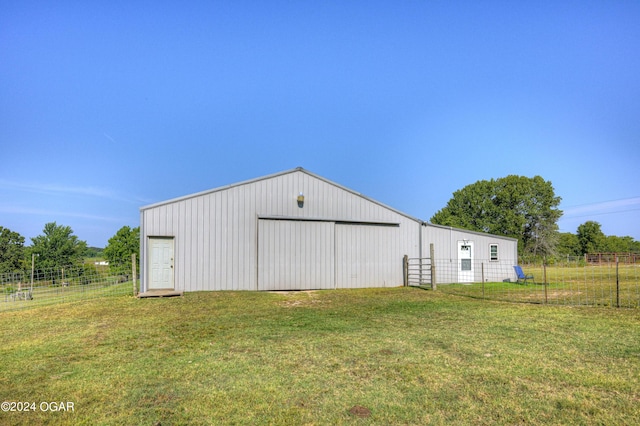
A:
[
  {"left": 335, "top": 223, "right": 401, "bottom": 288},
  {"left": 420, "top": 224, "right": 518, "bottom": 284},
  {"left": 140, "top": 167, "right": 424, "bottom": 223},
  {"left": 142, "top": 168, "right": 488, "bottom": 292},
  {"left": 258, "top": 219, "right": 335, "bottom": 290}
]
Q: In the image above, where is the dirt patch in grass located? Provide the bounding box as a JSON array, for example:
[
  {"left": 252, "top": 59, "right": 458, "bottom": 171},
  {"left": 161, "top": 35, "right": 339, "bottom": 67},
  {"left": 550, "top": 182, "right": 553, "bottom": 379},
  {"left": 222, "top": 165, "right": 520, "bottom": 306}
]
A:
[
  {"left": 275, "top": 291, "right": 329, "bottom": 308},
  {"left": 349, "top": 405, "right": 371, "bottom": 418},
  {"left": 523, "top": 290, "right": 582, "bottom": 299}
]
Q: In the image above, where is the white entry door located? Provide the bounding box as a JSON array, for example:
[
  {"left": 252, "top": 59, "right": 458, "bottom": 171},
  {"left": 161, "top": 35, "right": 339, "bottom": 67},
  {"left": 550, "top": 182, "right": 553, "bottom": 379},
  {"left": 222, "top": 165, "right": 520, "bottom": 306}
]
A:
[
  {"left": 148, "top": 237, "right": 175, "bottom": 290},
  {"left": 457, "top": 240, "right": 474, "bottom": 283}
]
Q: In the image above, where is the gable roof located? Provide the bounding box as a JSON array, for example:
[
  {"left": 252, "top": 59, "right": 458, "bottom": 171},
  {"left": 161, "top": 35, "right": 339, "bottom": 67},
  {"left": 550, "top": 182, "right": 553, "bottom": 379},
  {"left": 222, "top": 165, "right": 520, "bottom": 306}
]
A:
[
  {"left": 140, "top": 167, "right": 424, "bottom": 223},
  {"left": 140, "top": 167, "right": 517, "bottom": 242}
]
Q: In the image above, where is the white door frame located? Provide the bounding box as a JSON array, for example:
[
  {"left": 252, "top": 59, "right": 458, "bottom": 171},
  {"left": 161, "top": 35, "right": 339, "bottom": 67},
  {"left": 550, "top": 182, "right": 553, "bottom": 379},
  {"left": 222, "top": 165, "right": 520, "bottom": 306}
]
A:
[
  {"left": 457, "top": 240, "right": 474, "bottom": 283},
  {"left": 148, "top": 237, "right": 175, "bottom": 290}
]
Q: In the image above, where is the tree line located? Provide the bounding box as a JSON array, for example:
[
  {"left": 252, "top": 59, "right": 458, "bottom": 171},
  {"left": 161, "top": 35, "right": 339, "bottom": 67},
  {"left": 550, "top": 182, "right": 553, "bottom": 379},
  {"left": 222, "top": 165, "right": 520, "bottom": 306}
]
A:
[
  {"left": 430, "top": 175, "right": 639, "bottom": 258},
  {"left": 1, "top": 175, "right": 638, "bottom": 272},
  {"left": 0, "top": 222, "right": 139, "bottom": 274}
]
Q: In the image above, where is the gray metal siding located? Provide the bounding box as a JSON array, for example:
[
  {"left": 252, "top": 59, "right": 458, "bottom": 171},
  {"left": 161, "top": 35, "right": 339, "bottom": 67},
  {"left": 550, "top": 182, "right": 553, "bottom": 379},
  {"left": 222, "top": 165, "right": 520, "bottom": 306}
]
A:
[
  {"left": 421, "top": 224, "right": 518, "bottom": 284},
  {"left": 141, "top": 169, "right": 421, "bottom": 292},
  {"left": 335, "top": 223, "right": 401, "bottom": 288},
  {"left": 140, "top": 168, "right": 517, "bottom": 292},
  {"left": 258, "top": 219, "right": 335, "bottom": 290}
]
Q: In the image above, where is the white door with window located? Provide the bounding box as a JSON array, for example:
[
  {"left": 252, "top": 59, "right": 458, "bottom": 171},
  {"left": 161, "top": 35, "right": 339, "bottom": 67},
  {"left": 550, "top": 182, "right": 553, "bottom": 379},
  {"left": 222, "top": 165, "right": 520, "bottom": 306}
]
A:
[
  {"left": 457, "top": 240, "right": 474, "bottom": 283},
  {"left": 148, "top": 237, "right": 175, "bottom": 290}
]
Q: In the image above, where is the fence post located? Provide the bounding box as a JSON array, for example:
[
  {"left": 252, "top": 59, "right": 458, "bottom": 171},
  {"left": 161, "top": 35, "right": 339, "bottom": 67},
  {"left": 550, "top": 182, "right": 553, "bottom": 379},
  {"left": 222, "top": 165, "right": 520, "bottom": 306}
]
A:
[
  {"left": 403, "top": 255, "right": 408, "bottom": 287},
  {"left": 543, "top": 260, "right": 548, "bottom": 304},
  {"left": 132, "top": 253, "right": 137, "bottom": 296},
  {"left": 481, "top": 262, "right": 485, "bottom": 299},
  {"left": 616, "top": 257, "right": 620, "bottom": 308},
  {"left": 30, "top": 253, "right": 35, "bottom": 293},
  {"left": 430, "top": 243, "right": 436, "bottom": 291}
]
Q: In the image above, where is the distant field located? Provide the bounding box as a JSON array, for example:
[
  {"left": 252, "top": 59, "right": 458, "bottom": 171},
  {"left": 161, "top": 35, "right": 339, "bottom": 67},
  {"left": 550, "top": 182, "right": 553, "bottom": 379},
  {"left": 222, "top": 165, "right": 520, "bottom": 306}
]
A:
[
  {"left": 1, "top": 288, "right": 638, "bottom": 425},
  {"left": 442, "top": 264, "right": 640, "bottom": 308}
]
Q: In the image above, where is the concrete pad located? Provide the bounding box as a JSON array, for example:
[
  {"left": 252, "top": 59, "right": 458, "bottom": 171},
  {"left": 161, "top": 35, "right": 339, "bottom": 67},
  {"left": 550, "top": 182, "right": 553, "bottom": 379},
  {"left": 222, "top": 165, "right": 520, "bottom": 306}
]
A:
[{"left": 138, "top": 289, "right": 183, "bottom": 298}]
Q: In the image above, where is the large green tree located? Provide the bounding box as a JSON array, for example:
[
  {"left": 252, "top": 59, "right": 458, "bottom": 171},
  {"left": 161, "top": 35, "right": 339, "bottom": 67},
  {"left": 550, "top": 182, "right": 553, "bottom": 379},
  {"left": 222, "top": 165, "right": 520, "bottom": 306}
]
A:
[
  {"left": 604, "top": 235, "right": 640, "bottom": 253},
  {"left": 0, "top": 226, "right": 25, "bottom": 273},
  {"left": 555, "top": 232, "right": 581, "bottom": 256},
  {"left": 30, "top": 222, "right": 88, "bottom": 269},
  {"left": 430, "top": 175, "right": 562, "bottom": 256},
  {"left": 104, "top": 226, "right": 140, "bottom": 272},
  {"left": 576, "top": 221, "right": 606, "bottom": 254}
]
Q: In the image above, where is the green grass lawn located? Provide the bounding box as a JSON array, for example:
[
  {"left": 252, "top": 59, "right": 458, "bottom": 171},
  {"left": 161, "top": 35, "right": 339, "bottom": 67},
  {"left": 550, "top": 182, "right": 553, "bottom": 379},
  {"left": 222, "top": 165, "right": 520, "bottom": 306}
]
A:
[
  {"left": 1, "top": 288, "right": 639, "bottom": 425},
  {"left": 443, "top": 264, "right": 640, "bottom": 308}
]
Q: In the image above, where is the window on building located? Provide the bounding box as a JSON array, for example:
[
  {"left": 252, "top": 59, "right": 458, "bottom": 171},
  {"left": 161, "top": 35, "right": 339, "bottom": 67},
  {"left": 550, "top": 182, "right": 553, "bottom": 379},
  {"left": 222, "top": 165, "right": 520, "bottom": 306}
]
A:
[
  {"left": 490, "top": 244, "right": 498, "bottom": 261},
  {"left": 461, "top": 259, "right": 472, "bottom": 271}
]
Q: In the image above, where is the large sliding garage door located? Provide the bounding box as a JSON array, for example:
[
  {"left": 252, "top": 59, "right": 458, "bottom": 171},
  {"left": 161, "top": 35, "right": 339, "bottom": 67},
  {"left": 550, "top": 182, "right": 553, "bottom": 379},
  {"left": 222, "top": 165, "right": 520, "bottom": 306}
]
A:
[
  {"left": 335, "top": 223, "right": 399, "bottom": 288},
  {"left": 258, "top": 219, "right": 335, "bottom": 290}
]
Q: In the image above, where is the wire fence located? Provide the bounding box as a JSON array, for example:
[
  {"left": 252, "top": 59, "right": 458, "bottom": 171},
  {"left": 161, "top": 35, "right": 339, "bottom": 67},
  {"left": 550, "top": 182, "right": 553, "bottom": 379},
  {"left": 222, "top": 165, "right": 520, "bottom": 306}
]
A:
[
  {"left": 435, "top": 256, "right": 640, "bottom": 308},
  {"left": 4, "top": 255, "right": 639, "bottom": 312},
  {"left": 1, "top": 262, "right": 138, "bottom": 313}
]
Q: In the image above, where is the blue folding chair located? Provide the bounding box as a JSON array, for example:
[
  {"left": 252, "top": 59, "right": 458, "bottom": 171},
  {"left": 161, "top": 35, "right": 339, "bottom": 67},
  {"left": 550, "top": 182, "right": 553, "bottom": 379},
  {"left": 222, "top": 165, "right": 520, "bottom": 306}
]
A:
[{"left": 513, "top": 265, "right": 534, "bottom": 284}]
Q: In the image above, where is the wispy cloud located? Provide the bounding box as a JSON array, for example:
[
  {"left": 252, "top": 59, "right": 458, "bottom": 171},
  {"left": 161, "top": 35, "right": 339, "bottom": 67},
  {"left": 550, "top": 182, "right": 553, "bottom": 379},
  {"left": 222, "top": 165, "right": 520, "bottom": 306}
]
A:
[
  {"left": 0, "top": 205, "right": 127, "bottom": 222},
  {"left": 561, "top": 197, "right": 640, "bottom": 219},
  {"left": 0, "top": 179, "right": 147, "bottom": 204},
  {"left": 103, "top": 132, "right": 117, "bottom": 144}
]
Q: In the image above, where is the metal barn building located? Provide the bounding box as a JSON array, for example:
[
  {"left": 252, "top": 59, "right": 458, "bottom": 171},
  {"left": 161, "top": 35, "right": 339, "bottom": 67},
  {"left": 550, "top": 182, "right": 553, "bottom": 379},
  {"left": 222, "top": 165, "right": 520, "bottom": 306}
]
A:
[{"left": 139, "top": 168, "right": 518, "bottom": 293}]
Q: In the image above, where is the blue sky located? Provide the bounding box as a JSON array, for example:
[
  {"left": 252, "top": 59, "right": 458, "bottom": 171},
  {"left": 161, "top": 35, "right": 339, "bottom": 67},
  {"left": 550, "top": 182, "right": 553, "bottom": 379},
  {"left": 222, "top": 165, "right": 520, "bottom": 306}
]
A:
[{"left": 2, "top": 1, "right": 639, "bottom": 247}]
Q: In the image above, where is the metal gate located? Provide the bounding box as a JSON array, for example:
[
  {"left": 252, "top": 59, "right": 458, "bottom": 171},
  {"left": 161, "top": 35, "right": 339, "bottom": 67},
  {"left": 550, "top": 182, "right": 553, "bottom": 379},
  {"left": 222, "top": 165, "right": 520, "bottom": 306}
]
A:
[{"left": 403, "top": 256, "right": 436, "bottom": 289}]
